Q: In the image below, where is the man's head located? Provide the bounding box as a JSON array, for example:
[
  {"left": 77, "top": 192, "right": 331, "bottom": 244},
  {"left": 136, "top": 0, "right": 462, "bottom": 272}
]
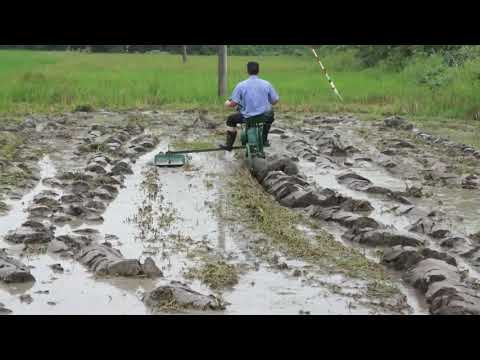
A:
[{"left": 248, "top": 62, "right": 260, "bottom": 76}]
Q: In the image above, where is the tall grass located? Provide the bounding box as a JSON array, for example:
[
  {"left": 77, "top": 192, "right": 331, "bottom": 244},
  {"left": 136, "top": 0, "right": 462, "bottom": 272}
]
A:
[{"left": 0, "top": 49, "right": 480, "bottom": 122}]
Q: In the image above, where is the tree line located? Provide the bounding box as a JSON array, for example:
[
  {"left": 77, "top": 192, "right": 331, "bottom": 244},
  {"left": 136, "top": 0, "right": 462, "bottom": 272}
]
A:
[
  {"left": 1, "top": 45, "right": 477, "bottom": 69},
  {"left": 0, "top": 45, "right": 306, "bottom": 55}
]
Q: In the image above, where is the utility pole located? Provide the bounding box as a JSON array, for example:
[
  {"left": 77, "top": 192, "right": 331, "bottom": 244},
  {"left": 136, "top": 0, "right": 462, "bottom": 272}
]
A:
[
  {"left": 218, "top": 45, "right": 228, "bottom": 98},
  {"left": 182, "top": 45, "right": 188, "bottom": 63}
]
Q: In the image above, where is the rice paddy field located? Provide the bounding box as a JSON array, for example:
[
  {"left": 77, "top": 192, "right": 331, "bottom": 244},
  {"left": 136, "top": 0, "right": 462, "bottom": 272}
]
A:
[{"left": 0, "top": 49, "right": 479, "bottom": 145}]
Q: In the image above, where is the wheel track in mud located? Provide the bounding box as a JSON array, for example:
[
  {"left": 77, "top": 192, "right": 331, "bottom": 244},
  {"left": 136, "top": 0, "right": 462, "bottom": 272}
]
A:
[
  {"left": 0, "top": 111, "right": 174, "bottom": 314},
  {"left": 1, "top": 110, "right": 387, "bottom": 315},
  {"left": 1, "top": 110, "right": 478, "bottom": 315},
  {"left": 261, "top": 114, "right": 480, "bottom": 315}
]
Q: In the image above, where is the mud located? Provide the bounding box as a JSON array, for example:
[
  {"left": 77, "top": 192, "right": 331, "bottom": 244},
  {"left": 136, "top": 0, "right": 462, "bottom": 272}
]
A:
[
  {"left": 0, "top": 109, "right": 478, "bottom": 315},
  {"left": 0, "top": 250, "right": 35, "bottom": 284},
  {"left": 269, "top": 113, "right": 480, "bottom": 315},
  {"left": 143, "top": 281, "right": 226, "bottom": 312}
]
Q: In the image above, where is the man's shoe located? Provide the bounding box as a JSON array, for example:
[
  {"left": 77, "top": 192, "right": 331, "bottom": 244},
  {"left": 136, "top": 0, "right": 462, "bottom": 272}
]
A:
[
  {"left": 219, "top": 131, "right": 237, "bottom": 152},
  {"left": 263, "top": 123, "right": 272, "bottom": 147}
]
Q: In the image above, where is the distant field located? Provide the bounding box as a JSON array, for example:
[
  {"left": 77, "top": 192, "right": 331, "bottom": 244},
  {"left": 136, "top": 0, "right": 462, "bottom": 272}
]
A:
[{"left": 0, "top": 50, "right": 479, "bottom": 146}]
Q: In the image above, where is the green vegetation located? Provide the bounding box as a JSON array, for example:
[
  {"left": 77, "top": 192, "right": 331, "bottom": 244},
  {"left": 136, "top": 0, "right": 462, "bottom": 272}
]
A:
[
  {"left": 0, "top": 49, "right": 479, "bottom": 122},
  {"left": 185, "top": 260, "right": 239, "bottom": 290},
  {"left": 228, "top": 168, "right": 401, "bottom": 302},
  {"left": 0, "top": 131, "right": 22, "bottom": 160},
  {"left": 0, "top": 48, "right": 478, "bottom": 147}
]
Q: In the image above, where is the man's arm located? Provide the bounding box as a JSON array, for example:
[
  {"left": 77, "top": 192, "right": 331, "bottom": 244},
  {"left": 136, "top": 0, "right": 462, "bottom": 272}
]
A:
[
  {"left": 268, "top": 83, "right": 280, "bottom": 106},
  {"left": 225, "top": 83, "right": 243, "bottom": 109}
]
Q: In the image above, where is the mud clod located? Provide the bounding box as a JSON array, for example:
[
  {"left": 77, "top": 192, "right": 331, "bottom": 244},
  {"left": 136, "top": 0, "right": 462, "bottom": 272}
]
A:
[
  {"left": 383, "top": 246, "right": 457, "bottom": 271},
  {"left": 409, "top": 216, "right": 451, "bottom": 239},
  {"left": 384, "top": 116, "right": 414, "bottom": 131},
  {"left": 76, "top": 244, "right": 161, "bottom": 278},
  {"left": 293, "top": 269, "right": 302, "bottom": 277},
  {"left": 19, "top": 294, "right": 34, "bottom": 304},
  {"left": 143, "top": 282, "right": 226, "bottom": 312},
  {"left": 0, "top": 303, "right": 13, "bottom": 315},
  {"left": 142, "top": 257, "right": 163, "bottom": 278},
  {"left": 48, "top": 239, "right": 71, "bottom": 253},
  {"left": 111, "top": 161, "right": 133, "bottom": 175},
  {"left": 5, "top": 221, "right": 55, "bottom": 244},
  {"left": 71, "top": 181, "right": 90, "bottom": 194},
  {"left": 462, "top": 174, "right": 479, "bottom": 189},
  {"left": 50, "top": 264, "right": 65, "bottom": 274},
  {"left": 0, "top": 251, "right": 36, "bottom": 284},
  {"left": 405, "top": 258, "right": 480, "bottom": 315},
  {"left": 344, "top": 229, "right": 424, "bottom": 247}
]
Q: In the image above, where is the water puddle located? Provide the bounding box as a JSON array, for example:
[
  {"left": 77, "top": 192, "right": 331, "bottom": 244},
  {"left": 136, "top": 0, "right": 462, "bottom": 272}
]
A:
[
  {"left": 0, "top": 156, "right": 150, "bottom": 315},
  {"left": 0, "top": 156, "right": 56, "bottom": 235},
  {"left": 225, "top": 266, "right": 368, "bottom": 315},
  {"left": 0, "top": 136, "right": 429, "bottom": 315}
]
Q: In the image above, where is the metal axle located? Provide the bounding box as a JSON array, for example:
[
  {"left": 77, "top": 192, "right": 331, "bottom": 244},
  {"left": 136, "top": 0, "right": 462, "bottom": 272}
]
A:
[{"left": 164, "top": 146, "right": 245, "bottom": 155}]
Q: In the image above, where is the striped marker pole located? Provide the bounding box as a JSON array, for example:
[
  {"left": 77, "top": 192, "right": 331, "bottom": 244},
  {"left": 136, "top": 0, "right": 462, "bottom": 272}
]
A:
[{"left": 310, "top": 47, "right": 344, "bottom": 101}]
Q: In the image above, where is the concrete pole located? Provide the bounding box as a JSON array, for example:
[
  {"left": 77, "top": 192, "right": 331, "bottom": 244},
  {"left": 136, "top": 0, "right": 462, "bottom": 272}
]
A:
[
  {"left": 218, "top": 45, "right": 228, "bottom": 98},
  {"left": 182, "top": 45, "right": 188, "bottom": 63}
]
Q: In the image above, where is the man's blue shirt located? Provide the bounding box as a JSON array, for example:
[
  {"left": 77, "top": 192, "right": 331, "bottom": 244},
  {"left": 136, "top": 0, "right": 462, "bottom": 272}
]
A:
[{"left": 230, "top": 76, "right": 280, "bottom": 118}]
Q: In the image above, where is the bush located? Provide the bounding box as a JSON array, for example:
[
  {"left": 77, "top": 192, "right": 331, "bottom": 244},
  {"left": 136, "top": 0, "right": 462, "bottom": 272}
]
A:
[
  {"left": 321, "top": 49, "right": 364, "bottom": 72},
  {"left": 402, "top": 54, "right": 454, "bottom": 90},
  {"left": 444, "top": 46, "right": 480, "bottom": 67}
]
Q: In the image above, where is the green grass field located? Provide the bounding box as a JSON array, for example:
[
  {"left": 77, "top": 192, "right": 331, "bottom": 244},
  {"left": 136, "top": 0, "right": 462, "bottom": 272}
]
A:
[{"left": 0, "top": 49, "right": 479, "bottom": 145}]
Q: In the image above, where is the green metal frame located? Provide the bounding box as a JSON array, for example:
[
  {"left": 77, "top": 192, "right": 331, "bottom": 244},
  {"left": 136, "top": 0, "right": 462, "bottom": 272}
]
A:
[
  {"left": 240, "top": 114, "right": 268, "bottom": 168},
  {"left": 154, "top": 152, "right": 187, "bottom": 167},
  {"left": 155, "top": 114, "right": 269, "bottom": 168}
]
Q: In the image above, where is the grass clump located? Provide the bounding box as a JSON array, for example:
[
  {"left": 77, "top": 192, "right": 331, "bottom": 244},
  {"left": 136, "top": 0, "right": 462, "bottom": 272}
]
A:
[
  {"left": 126, "top": 114, "right": 149, "bottom": 129},
  {"left": 0, "top": 132, "right": 22, "bottom": 160},
  {"left": 73, "top": 104, "right": 95, "bottom": 112},
  {"left": 228, "top": 168, "right": 399, "bottom": 299},
  {"left": 186, "top": 260, "right": 239, "bottom": 290}
]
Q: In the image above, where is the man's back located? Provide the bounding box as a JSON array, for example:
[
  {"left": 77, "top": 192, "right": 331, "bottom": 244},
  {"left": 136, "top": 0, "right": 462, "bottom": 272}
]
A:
[
  {"left": 231, "top": 76, "right": 279, "bottom": 118},
  {"left": 220, "top": 62, "right": 279, "bottom": 151}
]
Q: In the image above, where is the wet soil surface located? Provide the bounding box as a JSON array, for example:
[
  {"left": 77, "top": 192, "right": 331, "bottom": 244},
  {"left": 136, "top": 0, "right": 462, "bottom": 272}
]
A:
[{"left": 0, "top": 110, "right": 478, "bottom": 315}]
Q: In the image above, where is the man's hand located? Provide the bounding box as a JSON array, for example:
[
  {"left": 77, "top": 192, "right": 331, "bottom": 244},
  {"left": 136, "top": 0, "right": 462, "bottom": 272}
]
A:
[{"left": 225, "top": 100, "right": 238, "bottom": 109}]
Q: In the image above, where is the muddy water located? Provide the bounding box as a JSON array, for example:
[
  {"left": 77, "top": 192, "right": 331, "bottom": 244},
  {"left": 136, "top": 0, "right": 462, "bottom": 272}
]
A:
[
  {"left": 296, "top": 158, "right": 413, "bottom": 232},
  {"left": 0, "top": 157, "right": 56, "bottom": 232},
  {"left": 270, "top": 118, "right": 480, "bottom": 314},
  {"left": 0, "top": 156, "right": 150, "bottom": 315},
  {"left": 432, "top": 188, "right": 480, "bottom": 236},
  {"left": 0, "top": 144, "right": 378, "bottom": 315},
  {"left": 3, "top": 111, "right": 478, "bottom": 315},
  {"left": 279, "top": 123, "right": 479, "bottom": 239},
  {"left": 91, "top": 146, "right": 375, "bottom": 315}
]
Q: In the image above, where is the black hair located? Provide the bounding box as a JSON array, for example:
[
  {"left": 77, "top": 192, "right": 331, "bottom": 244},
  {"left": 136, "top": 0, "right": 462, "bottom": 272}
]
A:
[{"left": 247, "top": 62, "right": 260, "bottom": 76}]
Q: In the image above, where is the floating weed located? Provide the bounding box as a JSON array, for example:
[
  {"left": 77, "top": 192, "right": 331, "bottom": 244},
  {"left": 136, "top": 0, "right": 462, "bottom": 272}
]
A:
[
  {"left": 127, "top": 167, "right": 179, "bottom": 245},
  {"left": 185, "top": 260, "right": 239, "bottom": 290},
  {"left": 227, "top": 167, "right": 403, "bottom": 304},
  {"left": 0, "top": 132, "right": 23, "bottom": 160}
]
